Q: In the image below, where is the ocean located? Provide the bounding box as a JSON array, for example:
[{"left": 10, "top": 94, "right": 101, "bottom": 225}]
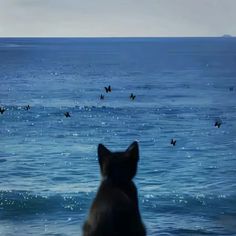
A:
[{"left": 0, "top": 37, "right": 236, "bottom": 235}]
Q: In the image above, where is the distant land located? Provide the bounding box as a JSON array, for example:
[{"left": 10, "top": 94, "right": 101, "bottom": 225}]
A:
[{"left": 222, "top": 34, "right": 233, "bottom": 38}]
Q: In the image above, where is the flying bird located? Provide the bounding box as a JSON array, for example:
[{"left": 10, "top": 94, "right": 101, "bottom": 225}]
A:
[
  {"left": 25, "top": 105, "right": 30, "bottom": 110},
  {"left": 130, "top": 93, "right": 136, "bottom": 100},
  {"left": 0, "top": 107, "right": 6, "bottom": 114},
  {"left": 171, "top": 139, "right": 176, "bottom": 146},
  {"left": 214, "top": 118, "right": 222, "bottom": 128},
  {"left": 104, "top": 85, "right": 111, "bottom": 93},
  {"left": 64, "top": 112, "right": 71, "bottom": 118},
  {"left": 100, "top": 94, "right": 104, "bottom": 100},
  {"left": 215, "top": 121, "right": 222, "bottom": 128}
]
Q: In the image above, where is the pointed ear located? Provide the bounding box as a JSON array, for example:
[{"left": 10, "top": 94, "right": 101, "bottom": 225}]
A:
[
  {"left": 98, "top": 144, "right": 111, "bottom": 157},
  {"left": 98, "top": 144, "right": 111, "bottom": 165},
  {"left": 126, "top": 141, "right": 139, "bottom": 161}
]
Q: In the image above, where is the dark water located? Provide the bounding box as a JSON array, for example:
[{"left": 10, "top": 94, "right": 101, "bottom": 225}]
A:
[{"left": 0, "top": 37, "right": 236, "bottom": 235}]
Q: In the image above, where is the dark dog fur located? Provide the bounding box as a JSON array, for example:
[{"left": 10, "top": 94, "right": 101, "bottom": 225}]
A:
[{"left": 83, "top": 141, "right": 146, "bottom": 236}]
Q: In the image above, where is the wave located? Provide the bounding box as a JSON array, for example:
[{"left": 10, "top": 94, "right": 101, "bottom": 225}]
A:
[
  {"left": 142, "top": 193, "right": 236, "bottom": 216},
  {"left": 1, "top": 190, "right": 235, "bottom": 220},
  {"left": 168, "top": 228, "right": 216, "bottom": 235},
  {"left": 0, "top": 190, "right": 92, "bottom": 219},
  {"left": 0, "top": 43, "right": 21, "bottom": 48}
]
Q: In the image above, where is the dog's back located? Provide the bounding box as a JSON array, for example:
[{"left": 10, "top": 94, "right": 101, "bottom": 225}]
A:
[{"left": 83, "top": 142, "right": 146, "bottom": 236}]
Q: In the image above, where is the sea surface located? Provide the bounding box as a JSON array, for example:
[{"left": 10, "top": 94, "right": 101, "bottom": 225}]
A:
[{"left": 0, "top": 37, "right": 236, "bottom": 236}]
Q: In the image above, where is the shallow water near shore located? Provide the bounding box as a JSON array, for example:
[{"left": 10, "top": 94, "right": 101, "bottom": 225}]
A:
[{"left": 0, "top": 37, "right": 236, "bottom": 235}]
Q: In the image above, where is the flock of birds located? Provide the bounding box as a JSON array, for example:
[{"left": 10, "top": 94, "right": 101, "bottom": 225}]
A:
[
  {"left": 0, "top": 84, "right": 225, "bottom": 147},
  {"left": 170, "top": 119, "right": 222, "bottom": 146},
  {"left": 100, "top": 85, "right": 136, "bottom": 101}
]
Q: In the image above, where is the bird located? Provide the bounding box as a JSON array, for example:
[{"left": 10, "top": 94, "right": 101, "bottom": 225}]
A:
[
  {"left": 130, "top": 93, "right": 136, "bottom": 100},
  {"left": 64, "top": 112, "right": 71, "bottom": 117},
  {"left": 229, "top": 86, "right": 234, "bottom": 91},
  {"left": 0, "top": 107, "right": 6, "bottom": 114},
  {"left": 100, "top": 94, "right": 104, "bottom": 100},
  {"left": 171, "top": 139, "right": 176, "bottom": 146},
  {"left": 215, "top": 120, "right": 222, "bottom": 128},
  {"left": 25, "top": 105, "right": 30, "bottom": 110},
  {"left": 104, "top": 85, "right": 111, "bottom": 93}
]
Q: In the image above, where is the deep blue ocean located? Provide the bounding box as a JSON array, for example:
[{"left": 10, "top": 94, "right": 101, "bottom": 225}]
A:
[{"left": 0, "top": 37, "right": 236, "bottom": 236}]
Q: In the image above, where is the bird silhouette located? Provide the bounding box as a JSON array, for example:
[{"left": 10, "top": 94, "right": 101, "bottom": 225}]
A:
[
  {"left": 25, "top": 105, "right": 30, "bottom": 110},
  {"left": 0, "top": 107, "right": 6, "bottom": 114},
  {"left": 171, "top": 139, "right": 176, "bottom": 146},
  {"left": 130, "top": 93, "right": 136, "bottom": 100},
  {"left": 104, "top": 85, "right": 111, "bottom": 93},
  {"left": 215, "top": 121, "right": 221, "bottom": 128},
  {"left": 100, "top": 94, "right": 104, "bottom": 100},
  {"left": 64, "top": 112, "right": 71, "bottom": 117},
  {"left": 229, "top": 86, "right": 234, "bottom": 91}
]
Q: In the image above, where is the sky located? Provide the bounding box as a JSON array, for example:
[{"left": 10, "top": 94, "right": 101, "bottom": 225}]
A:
[{"left": 0, "top": 0, "right": 236, "bottom": 37}]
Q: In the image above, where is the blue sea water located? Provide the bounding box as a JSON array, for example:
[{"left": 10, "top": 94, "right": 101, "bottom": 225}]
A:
[{"left": 0, "top": 37, "right": 236, "bottom": 236}]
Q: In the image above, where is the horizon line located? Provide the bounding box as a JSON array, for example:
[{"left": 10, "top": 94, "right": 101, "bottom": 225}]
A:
[{"left": 0, "top": 35, "right": 235, "bottom": 39}]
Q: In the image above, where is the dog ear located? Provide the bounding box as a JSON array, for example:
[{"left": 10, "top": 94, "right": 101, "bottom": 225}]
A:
[{"left": 126, "top": 141, "right": 139, "bottom": 161}]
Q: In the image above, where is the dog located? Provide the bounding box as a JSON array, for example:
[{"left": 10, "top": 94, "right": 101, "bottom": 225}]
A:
[{"left": 83, "top": 141, "right": 146, "bottom": 236}]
